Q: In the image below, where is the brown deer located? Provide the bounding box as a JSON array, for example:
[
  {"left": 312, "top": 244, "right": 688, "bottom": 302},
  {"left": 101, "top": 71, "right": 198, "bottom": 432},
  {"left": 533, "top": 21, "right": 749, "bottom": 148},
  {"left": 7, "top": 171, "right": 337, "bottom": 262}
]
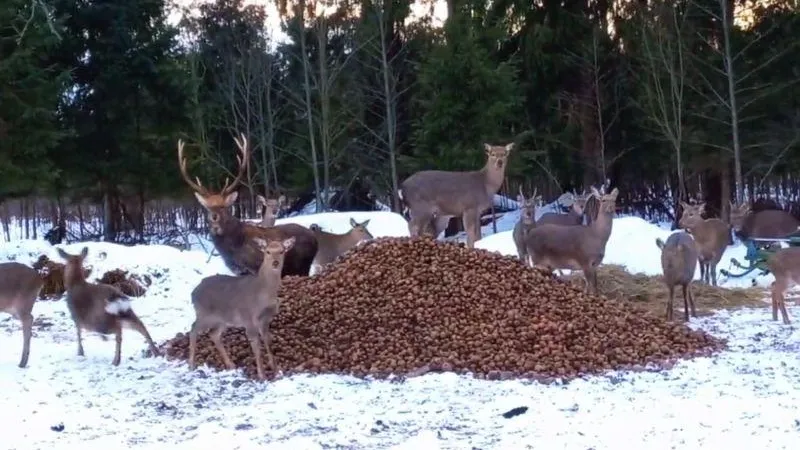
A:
[
  {"left": 188, "top": 236, "right": 296, "bottom": 380},
  {"left": 523, "top": 187, "right": 619, "bottom": 294},
  {"left": 0, "top": 262, "right": 44, "bottom": 368},
  {"left": 178, "top": 135, "right": 318, "bottom": 277},
  {"left": 537, "top": 192, "right": 587, "bottom": 227},
  {"left": 256, "top": 194, "right": 285, "bottom": 228},
  {"left": 57, "top": 247, "right": 160, "bottom": 365},
  {"left": 512, "top": 187, "right": 540, "bottom": 264},
  {"left": 729, "top": 202, "right": 800, "bottom": 241},
  {"left": 678, "top": 202, "right": 730, "bottom": 286},
  {"left": 309, "top": 218, "right": 374, "bottom": 270},
  {"left": 655, "top": 232, "right": 699, "bottom": 321},
  {"left": 398, "top": 143, "right": 513, "bottom": 247},
  {"left": 764, "top": 246, "right": 799, "bottom": 324}
]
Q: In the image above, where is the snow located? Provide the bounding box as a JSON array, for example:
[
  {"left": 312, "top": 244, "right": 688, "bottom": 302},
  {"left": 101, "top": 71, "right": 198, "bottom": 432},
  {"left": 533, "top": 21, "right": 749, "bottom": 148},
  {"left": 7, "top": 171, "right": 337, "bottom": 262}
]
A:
[{"left": 1, "top": 209, "right": 799, "bottom": 449}]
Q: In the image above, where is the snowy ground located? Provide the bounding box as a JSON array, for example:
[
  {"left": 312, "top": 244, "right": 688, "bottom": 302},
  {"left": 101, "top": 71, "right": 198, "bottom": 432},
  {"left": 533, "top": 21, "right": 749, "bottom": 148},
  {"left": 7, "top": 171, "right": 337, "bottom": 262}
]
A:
[{"left": 2, "top": 209, "right": 800, "bottom": 449}]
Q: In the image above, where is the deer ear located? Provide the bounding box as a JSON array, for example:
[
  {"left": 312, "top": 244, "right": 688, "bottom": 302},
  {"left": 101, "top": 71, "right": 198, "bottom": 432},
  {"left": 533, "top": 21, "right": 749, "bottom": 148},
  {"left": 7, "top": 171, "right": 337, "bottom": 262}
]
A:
[
  {"left": 361, "top": 219, "right": 371, "bottom": 228},
  {"left": 609, "top": 188, "right": 619, "bottom": 199},
  {"left": 505, "top": 143, "right": 514, "bottom": 152},
  {"left": 655, "top": 238, "right": 665, "bottom": 250},
  {"left": 483, "top": 143, "right": 492, "bottom": 152},
  {"left": 80, "top": 247, "right": 89, "bottom": 259},
  {"left": 282, "top": 236, "right": 296, "bottom": 250},
  {"left": 223, "top": 191, "right": 238, "bottom": 207},
  {"left": 350, "top": 217, "right": 358, "bottom": 227},
  {"left": 590, "top": 186, "right": 601, "bottom": 198},
  {"left": 194, "top": 192, "right": 211, "bottom": 209},
  {"left": 256, "top": 195, "right": 266, "bottom": 205},
  {"left": 253, "top": 237, "right": 267, "bottom": 251},
  {"left": 56, "top": 248, "right": 69, "bottom": 260}
]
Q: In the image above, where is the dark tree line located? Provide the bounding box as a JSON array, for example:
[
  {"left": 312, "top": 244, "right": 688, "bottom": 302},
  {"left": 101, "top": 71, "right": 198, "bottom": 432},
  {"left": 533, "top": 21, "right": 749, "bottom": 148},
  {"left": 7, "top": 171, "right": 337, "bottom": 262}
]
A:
[{"left": 1, "top": 0, "right": 798, "bottom": 240}]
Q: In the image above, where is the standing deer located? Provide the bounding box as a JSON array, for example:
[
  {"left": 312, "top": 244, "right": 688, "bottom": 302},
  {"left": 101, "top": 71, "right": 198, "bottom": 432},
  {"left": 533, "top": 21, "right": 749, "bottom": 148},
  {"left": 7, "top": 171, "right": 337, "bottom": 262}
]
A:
[
  {"left": 523, "top": 187, "right": 619, "bottom": 294},
  {"left": 764, "top": 246, "right": 799, "bottom": 324},
  {"left": 188, "top": 236, "right": 296, "bottom": 380},
  {"left": 178, "top": 135, "right": 318, "bottom": 277},
  {"left": 256, "top": 194, "right": 285, "bottom": 228},
  {"left": 0, "top": 262, "right": 43, "bottom": 368},
  {"left": 309, "top": 218, "right": 374, "bottom": 270},
  {"left": 398, "top": 143, "right": 513, "bottom": 247},
  {"left": 513, "top": 187, "right": 540, "bottom": 264},
  {"left": 57, "top": 247, "right": 160, "bottom": 366},
  {"left": 655, "top": 232, "right": 699, "bottom": 321},
  {"left": 678, "top": 202, "right": 730, "bottom": 286},
  {"left": 729, "top": 202, "right": 800, "bottom": 241}
]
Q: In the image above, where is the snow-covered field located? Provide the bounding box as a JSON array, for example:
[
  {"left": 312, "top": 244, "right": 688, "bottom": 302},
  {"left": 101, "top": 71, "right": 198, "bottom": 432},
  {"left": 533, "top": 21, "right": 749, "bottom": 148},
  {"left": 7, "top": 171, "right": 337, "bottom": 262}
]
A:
[{"left": 2, "top": 208, "right": 800, "bottom": 449}]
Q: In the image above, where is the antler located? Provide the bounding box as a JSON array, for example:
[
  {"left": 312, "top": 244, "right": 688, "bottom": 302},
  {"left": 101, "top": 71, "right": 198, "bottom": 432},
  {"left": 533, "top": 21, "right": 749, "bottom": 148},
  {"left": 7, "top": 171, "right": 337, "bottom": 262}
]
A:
[
  {"left": 220, "top": 132, "right": 249, "bottom": 196},
  {"left": 177, "top": 139, "right": 210, "bottom": 196}
]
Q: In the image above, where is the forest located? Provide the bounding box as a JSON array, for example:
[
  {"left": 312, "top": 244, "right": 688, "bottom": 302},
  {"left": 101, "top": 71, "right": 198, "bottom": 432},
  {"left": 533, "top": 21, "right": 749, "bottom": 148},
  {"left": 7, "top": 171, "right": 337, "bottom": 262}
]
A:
[{"left": 0, "top": 0, "right": 798, "bottom": 242}]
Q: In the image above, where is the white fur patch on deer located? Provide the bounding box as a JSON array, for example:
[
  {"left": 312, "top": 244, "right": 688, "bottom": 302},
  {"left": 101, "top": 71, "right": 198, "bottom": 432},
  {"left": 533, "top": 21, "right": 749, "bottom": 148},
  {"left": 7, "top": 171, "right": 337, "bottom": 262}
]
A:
[
  {"left": 104, "top": 298, "right": 132, "bottom": 315},
  {"left": 399, "top": 142, "right": 513, "bottom": 248}
]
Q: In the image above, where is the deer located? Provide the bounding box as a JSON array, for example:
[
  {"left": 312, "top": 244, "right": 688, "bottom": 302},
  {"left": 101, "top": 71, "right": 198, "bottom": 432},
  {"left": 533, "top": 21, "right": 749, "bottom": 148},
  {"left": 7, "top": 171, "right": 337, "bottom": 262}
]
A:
[
  {"left": 178, "top": 134, "right": 318, "bottom": 277},
  {"left": 0, "top": 262, "right": 44, "bottom": 368},
  {"left": 729, "top": 201, "right": 800, "bottom": 241},
  {"left": 513, "top": 187, "right": 540, "bottom": 265},
  {"left": 398, "top": 142, "right": 513, "bottom": 248},
  {"left": 256, "top": 194, "right": 285, "bottom": 228},
  {"left": 537, "top": 192, "right": 587, "bottom": 227},
  {"left": 764, "top": 246, "right": 799, "bottom": 324},
  {"left": 655, "top": 232, "right": 699, "bottom": 321},
  {"left": 523, "top": 187, "right": 619, "bottom": 294},
  {"left": 678, "top": 202, "right": 731, "bottom": 287},
  {"left": 57, "top": 247, "right": 160, "bottom": 366},
  {"left": 308, "top": 218, "right": 374, "bottom": 271},
  {"left": 188, "top": 236, "right": 296, "bottom": 380}
]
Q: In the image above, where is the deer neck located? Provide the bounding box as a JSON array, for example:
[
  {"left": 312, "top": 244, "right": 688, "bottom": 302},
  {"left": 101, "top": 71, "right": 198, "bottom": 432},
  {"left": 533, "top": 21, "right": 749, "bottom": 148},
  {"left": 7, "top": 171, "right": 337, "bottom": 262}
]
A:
[
  {"left": 589, "top": 207, "right": 614, "bottom": 241},
  {"left": 63, "top": 268, "right": 86, "bottom": 291},
  {"left": 478, "top": 164, "right": 506, "bottom": 196}
]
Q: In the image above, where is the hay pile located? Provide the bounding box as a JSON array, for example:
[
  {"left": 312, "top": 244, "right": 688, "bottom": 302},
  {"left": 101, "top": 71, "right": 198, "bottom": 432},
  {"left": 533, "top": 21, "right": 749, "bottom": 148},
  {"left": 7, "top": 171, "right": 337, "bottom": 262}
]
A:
[
  {"left": 567, "top": 264, "right": 766, "bottom": 316},
  {"left": 97, "top": 269, "right": 150, "bottom": 297},
  {"left": 161, "top": 237, "right": 725, "bottom": 381}
]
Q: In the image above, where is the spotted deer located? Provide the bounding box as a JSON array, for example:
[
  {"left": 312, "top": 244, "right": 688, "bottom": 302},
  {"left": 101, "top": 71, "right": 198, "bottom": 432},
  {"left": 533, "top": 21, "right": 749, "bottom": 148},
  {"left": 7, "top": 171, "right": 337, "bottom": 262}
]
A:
[
  {"left": 309, "top": 218, "right": 374, "bottom": 271},
  {"left": 764, "top": 246, "right": 800, "bottom": 324},
  {"left": 678, "top": 202, "right": 730, "bottom": 286},
  {"left": 523, "top": 187, "right": 619, "bottom": 294},
  {"left": 57, "top": 247, "right": 159, "bottom": 365},
  {"left": 729, "top": 202, "right": 800, "bottom": 241},
  {"left": 0, "top": 262, "right": 44, "bottom": 368},
  {"left": 256, "top": 194, "right": 285, "bottom": 228},
  {"left": 178, "top": 135, "right": 317, "bottom": 277},
  {"left": 655, "top": 232, "right": 699, "bottom": 321},
  {"left": 512, "top": 187, "right": 540, "bottom": 265},
  {"left": 398, "top": 143, "right": 513, "bottom": 247},
  {"left": 188, "top": 237, "right": 296, "bottom": 380}
]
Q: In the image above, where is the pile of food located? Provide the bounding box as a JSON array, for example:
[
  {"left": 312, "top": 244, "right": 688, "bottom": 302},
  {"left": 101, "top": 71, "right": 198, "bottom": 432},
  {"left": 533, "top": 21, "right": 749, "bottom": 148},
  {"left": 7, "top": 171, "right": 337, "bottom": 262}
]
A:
[
  {"left": 33, "top": 255, "right": 149, "bottom": 299},
  {"left": 162, "top": 237, "right": 725, "bottom": 381}
]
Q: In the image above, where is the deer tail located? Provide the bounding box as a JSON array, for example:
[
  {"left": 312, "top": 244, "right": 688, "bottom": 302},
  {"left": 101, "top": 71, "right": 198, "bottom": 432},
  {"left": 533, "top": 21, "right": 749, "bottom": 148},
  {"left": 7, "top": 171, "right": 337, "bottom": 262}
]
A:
[{"left": 105, "top": 297, "right": 132, "bottom": 315}]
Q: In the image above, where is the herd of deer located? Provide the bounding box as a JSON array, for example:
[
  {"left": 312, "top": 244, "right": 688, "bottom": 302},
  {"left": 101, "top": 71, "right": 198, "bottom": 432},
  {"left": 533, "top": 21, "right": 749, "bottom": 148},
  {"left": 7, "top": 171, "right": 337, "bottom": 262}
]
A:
[{"left": 0, "top": 134, "right": 798, "bottom": 378}]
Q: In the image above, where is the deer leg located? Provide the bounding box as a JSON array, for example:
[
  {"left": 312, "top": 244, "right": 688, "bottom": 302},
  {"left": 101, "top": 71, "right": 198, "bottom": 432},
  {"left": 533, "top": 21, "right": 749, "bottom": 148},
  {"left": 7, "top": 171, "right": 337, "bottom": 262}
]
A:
[
  {"left": 75, "top": 323, "right": 85, "bottom": 357},
  {"left": 209, "top": 326, "right": 235, "bottom": 370},
  {"left": 681, "top": 284, "right": 690, "bottom": 321},
  {"left": 699, "top": 261, "right": 707, "bottom": 284},
  {"left": 770, "top": 279, "right": 784, "bottom": 321},
  {"left": 666, "top": 284, "right": 675, "bottom": 321},
  {"left": 686, "top": 283, "right": 697, "bottom": 318},
  {"left": 188, "top": 321, "right": 201, "bottom": 370},
  {"left": 111, "top": 324, "right": 122, "bottom": 366},
  {"left": 778, "top": 291, "right": 791, "bottom": 325},
  {"left": 18, "top": 312, "right": 33, "bottom": 368},
  {"left": 710, "top": 260, "right": 719, "bottom": 287},
  {"left": 433, "top": 215, "right": 450, "bottom": 239},
  {"left": 122, "top": 315, "right": 160, "bottom": 357},
  {"left": 246, "top": 327, "right": 265, "bottom": 380},
  {"left": 462, "top": 210, "right": 479, "bottom": 248},
  {"left": 259, "top": 321, "right": 277, "bottom": 372}
]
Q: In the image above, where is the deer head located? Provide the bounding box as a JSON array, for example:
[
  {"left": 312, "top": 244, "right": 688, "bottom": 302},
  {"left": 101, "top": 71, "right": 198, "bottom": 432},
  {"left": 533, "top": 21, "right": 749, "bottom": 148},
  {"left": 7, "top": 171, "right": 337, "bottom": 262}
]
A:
[
  {"left": 254, "top": 237, "right": 296, "bottom": 272},
  {"left": 516, "top": 186, "right": 539, "bottom": 225},
  {"left": 348, "top": 217, "right": 374, "bottom": 243},
  {"left": 679, "top": 202, "right": 707, "bottom": 230},
  {"left": 257, "top": 194, "right": 285, "bottom": 226},
  {"left": 591, "top": 186, "right": 619, "bottom": 214},
  {"left": 728, "top": 201, "right": 751, "bottom": 232},
  {"left": 56, "top": 247, "right": 89, "bottom": 288},
  {"left": 483, "top": 143, "right": 513, "bottom": 171},
  {"left": 178, "top": 134, "right": 249, "bottom": 235}
]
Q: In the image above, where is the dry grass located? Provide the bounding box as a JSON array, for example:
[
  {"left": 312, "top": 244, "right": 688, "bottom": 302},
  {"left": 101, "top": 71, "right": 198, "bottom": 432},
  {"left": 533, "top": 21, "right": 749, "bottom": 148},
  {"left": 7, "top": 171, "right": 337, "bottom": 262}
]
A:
[{"left": 565, "top": 264, "right": 767, "bottom": 317}]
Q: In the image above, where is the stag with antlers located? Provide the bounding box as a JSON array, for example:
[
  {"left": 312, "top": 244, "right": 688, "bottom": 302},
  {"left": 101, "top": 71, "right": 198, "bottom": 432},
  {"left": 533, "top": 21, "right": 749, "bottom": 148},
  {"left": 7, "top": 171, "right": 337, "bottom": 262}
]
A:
[{"left": 178, "top": 134, "right": 318, "bottom": 277}]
